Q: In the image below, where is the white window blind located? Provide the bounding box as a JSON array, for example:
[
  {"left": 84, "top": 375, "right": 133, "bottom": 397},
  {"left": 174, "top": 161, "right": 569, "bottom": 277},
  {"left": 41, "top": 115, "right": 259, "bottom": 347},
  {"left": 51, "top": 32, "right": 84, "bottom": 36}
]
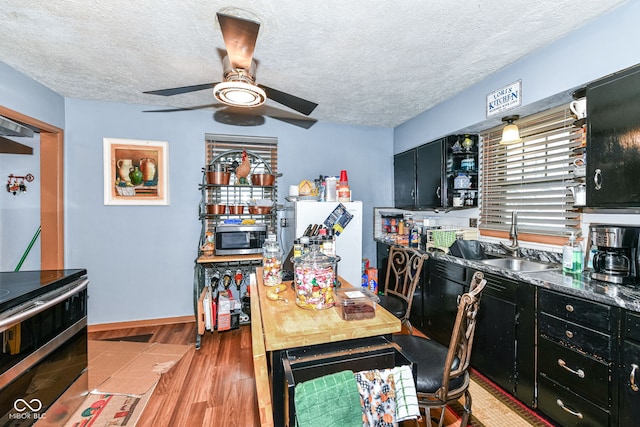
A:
[{"left": 479, "top": 106, "right": 583, "bottom": 237}]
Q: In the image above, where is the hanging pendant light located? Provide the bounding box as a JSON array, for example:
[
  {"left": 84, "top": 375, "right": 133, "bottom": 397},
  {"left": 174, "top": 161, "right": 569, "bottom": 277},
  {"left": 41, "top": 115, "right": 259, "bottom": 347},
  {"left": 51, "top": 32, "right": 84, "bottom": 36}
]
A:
[{"left": 500, "top": 115, "right": 522, "bottom": 144}]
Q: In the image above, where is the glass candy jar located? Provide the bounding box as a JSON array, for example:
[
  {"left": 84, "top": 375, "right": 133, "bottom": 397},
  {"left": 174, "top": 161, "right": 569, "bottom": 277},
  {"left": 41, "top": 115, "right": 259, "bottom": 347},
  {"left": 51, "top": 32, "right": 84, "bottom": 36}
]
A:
[
  {"left": 262, "top": 235, "right": 283, "bottom": 286},
  {"left": 293, "top": 245, "right": 336, "bottom": 310}
]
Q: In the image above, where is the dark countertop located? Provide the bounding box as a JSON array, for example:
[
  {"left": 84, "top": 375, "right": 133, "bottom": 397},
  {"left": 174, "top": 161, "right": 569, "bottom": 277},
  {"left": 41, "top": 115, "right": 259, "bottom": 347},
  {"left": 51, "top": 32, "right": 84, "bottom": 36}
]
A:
[
  {"left": 376, "top": 238, "right": 640, "bottom": 313},
  {"left": 428, "top": 250, "right": 640, "bottom": 313}
]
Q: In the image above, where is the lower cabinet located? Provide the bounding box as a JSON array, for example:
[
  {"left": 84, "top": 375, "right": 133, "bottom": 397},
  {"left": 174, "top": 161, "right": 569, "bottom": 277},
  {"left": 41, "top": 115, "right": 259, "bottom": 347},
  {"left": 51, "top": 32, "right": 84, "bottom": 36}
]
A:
[
  {"left": 422, "top": 259, "right": 468, "bottom": 346},
  {"left": 619, "top": 311, "right": 640, "bottom": 425},
  {"left": 537, "top": 289, "right": 619, "bottom": 426},
  {"left": 471, "top": 272, "right": 535, "bottom": 406}
]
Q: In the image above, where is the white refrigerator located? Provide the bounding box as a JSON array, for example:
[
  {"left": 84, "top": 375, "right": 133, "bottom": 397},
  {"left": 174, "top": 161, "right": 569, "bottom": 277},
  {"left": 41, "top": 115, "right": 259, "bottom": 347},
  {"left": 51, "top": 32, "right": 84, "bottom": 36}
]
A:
[{"left": 294, "top": 201, "right": 363, "bottom": 287}]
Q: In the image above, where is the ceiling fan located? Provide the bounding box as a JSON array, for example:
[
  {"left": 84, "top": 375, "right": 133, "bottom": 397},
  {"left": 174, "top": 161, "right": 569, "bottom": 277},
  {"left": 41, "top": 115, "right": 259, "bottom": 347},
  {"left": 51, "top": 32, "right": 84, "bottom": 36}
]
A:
[{"left": 143, "top": 12, "right": 318, "bottom": 127}]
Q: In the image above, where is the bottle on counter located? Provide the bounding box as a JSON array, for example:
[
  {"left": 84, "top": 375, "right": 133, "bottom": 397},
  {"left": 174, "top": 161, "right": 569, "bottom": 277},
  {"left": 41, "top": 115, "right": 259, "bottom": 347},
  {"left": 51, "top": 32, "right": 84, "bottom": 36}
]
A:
[
  {"left": 262, "top": 234, "right": 283, "bottom": 286},
  {"left": 562, "top": 232, "right": 583, "bottom": 274}
]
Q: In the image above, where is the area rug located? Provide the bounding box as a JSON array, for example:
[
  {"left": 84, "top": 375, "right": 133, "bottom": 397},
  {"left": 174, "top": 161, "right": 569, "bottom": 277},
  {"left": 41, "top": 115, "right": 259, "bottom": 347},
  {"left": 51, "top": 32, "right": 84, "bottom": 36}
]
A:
[{"left": 439, "top": 370, "right": 555, "bottom": 427}]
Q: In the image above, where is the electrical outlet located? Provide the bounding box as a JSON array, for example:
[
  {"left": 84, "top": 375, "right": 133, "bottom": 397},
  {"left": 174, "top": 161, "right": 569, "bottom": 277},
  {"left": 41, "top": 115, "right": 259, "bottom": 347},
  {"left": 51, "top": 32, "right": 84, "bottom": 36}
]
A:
[
  {"left": 280, "top": 218, "right": 288, "bottom": 228},
  {"left": 469, "top": 218, "right": 478, "bottom": 228}
]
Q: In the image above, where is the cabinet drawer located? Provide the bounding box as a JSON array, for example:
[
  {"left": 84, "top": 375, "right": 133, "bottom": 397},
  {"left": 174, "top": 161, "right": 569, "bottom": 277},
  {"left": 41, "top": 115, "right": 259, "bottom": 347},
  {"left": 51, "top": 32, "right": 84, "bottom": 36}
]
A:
[
  {"left": 539, "top": 313, "right": 613, "bottom": 360},
  {"left": 538, "top": 337, "right": 610, "bottom": 407},
  {"left": 430, "top": 259, "right": 466, "bottom": 283},
  {"left": 538, "top": 375, "right": 610, "bottom": 427},
  {"left": 624, "top": 311, "right": 640, "bottom": 342},
  {"left": 539, "top": 289, "right": 612, "bottom": 332}
]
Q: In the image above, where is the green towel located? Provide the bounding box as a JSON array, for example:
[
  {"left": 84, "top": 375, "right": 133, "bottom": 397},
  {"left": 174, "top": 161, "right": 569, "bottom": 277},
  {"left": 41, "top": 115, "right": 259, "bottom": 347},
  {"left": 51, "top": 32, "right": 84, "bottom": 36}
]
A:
[{"left": 294, "top": 370, "right": 362, "bottom": 427}]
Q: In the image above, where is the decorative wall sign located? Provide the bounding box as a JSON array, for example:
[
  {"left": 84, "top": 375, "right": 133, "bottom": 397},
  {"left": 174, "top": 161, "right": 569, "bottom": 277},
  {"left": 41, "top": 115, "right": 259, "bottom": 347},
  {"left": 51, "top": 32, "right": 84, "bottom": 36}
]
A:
[
  {"left": 103, "top": 138, "right": 169, "bottom": 205},
  {"left": 486, "top": 80, "right": 522, "bottom": 117}
]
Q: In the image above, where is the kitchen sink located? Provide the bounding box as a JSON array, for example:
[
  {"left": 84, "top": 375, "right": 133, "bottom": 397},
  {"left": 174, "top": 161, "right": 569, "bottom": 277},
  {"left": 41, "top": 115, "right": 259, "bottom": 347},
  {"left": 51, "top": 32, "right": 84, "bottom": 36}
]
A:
[{"left": 479, "top": 257, "right": 559, "bottom": 272}]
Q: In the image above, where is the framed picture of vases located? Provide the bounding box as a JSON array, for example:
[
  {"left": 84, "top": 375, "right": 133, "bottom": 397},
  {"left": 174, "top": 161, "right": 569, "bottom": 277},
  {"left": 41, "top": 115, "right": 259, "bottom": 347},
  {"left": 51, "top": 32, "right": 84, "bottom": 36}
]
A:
[{"left": 103, "top": 138, "right": 169, "bottom": 205}]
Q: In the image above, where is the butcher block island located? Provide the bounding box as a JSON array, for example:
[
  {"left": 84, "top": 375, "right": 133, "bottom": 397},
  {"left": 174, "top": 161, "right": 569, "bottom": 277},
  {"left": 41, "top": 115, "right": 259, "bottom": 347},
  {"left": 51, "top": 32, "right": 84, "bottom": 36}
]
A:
[{"left": 251, "top": 267, "right": 401, "bottom": 426}]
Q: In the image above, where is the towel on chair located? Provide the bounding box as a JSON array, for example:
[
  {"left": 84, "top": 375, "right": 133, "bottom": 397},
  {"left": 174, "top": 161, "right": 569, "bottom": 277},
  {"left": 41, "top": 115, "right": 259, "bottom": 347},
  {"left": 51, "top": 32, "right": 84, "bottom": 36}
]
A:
[
  {"left": 294, "top": 370, "right": 362, "bottom": 427},
  {"left": 355, "top": 368, "right": 397, "bottom": 426},
  {"left": 392, "top": 365, "right": 420, "bottom": 421}
]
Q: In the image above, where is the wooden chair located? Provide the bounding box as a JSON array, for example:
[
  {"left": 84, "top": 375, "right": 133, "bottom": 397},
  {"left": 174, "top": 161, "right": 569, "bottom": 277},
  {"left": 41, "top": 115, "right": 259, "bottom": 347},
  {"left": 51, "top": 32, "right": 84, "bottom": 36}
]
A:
[
  {"left": 378, "top": 245, "right": 428, "bottom": 334},
  {"left": 392, "top": 271, "right": 487, "bottom": 427}
]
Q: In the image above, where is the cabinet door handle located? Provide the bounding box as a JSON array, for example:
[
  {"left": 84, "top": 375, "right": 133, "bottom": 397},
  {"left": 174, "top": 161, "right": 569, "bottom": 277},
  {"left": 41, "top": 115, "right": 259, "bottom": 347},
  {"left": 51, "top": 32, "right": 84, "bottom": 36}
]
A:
[
  {"left": 411, "top": 190, "right": 415, "bottom": 201},
  {"left": 565, "top": 304, "right": 574, "bottom": 312},
  {"left": 631, "top": 364, "right": 639, "bottom": 392},
  {"left": 565, "top": 330, "right": 574, "bottom": 339},
  {"left": 558, "top": 358, "right": 585, "bottom": 378},
  {"left": 556, "top": 399, "right": 584, "bottom": 419},
  {"left": 436, "top": 186, "right": 441, "bottom": 198},
  {"left": 594, "top": 168, "right": 602, "bottom": 190}
]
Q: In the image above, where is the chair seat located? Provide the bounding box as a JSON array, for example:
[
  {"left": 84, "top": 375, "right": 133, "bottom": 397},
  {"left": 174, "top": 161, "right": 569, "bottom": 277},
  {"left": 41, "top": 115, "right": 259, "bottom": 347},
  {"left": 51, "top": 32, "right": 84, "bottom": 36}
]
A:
[
  {"left": 378, "top": 294, "right": 407, "bottom": 319},
  {"left": 392, "top": 334, "right": 465, "bottom": 394}
]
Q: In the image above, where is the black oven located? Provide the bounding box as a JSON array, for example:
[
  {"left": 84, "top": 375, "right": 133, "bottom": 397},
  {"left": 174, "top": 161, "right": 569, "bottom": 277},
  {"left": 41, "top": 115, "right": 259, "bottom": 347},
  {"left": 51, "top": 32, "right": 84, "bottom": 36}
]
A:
[
  {"left": 214, "top": 224, "right": 267, "bottom": 255},
  {"left": 0, "top": 269, "right": 88, "bottom": 426}
]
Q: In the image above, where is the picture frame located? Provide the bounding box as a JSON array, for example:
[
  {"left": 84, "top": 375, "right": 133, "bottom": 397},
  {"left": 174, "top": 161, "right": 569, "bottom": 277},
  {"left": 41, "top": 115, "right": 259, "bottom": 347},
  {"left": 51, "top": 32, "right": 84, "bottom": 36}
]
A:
[{"left": 103, "top": 138, "right": 169, "bottom": 205}]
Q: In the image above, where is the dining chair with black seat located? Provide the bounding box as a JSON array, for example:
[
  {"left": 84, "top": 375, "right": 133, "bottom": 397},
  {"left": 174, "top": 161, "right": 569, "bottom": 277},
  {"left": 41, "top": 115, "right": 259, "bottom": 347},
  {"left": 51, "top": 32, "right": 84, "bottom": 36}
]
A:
[
  {"left": 377, "top": 245, "right": 428, "bottom": 335},
  {"left": 392, "top": 271, "right": 487, "bottom": 427}
]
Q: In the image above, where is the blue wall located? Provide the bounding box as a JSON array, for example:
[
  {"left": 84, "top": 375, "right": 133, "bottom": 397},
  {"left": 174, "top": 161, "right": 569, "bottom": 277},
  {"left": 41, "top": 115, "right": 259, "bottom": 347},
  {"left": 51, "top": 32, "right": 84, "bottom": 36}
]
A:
[{"left": 63, "top": 99, "right": 392, "bottom": 324}]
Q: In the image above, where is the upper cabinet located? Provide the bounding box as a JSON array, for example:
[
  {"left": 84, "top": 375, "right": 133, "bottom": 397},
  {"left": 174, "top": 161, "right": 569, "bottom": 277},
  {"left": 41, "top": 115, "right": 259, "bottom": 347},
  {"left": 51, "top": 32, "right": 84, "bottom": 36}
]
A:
[
  {"left": 394, "top": 138, "right": 444, "bottom": 209},
  {"left": 394, "top": 134, "right": 478, "bottom": 210},
  {"left": 587, "top": 64, "right": 640, "bottom": 208}
]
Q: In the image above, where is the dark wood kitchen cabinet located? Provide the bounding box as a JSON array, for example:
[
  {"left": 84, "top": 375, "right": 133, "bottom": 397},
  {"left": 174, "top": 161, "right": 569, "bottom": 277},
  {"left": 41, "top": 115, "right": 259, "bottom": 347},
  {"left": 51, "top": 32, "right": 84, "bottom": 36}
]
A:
[
  {"left": 394, "top": 139, "right": 444, "bottom": 208},
  {"left": 537, "top": 289, "right": 620, "bottom": 426},
  {"left": 619, "top": 311, "right": 640, "bottom": 426},
  {"left": 471, "top": 272, "right": 535, "bottom": 407},
  {"left": 421, "top": 258, "right": 468, "bottom": 345},
  {"left": 586, "top": 63, "right": 640, "bottom": 207}
]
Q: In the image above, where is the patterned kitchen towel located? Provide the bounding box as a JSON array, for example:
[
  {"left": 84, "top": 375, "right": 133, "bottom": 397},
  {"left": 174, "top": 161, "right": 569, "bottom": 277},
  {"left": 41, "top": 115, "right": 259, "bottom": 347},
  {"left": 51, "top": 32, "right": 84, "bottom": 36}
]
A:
[
  {"left": 355, "top": 368, "right": 397, "bottom": 426},
  {"left": 294, "top": 370, "right": 362, "bottom": 427},
  {"left": 391, "top": 365, "right": 420, "bottom": 421}
]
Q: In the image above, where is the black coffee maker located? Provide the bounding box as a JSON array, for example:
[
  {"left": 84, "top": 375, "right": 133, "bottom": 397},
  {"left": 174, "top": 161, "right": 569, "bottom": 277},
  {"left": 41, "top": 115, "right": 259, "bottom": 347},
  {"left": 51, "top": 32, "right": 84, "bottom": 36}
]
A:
[{"left": 589, "top": 225, "right": 640, "bottom": 285}]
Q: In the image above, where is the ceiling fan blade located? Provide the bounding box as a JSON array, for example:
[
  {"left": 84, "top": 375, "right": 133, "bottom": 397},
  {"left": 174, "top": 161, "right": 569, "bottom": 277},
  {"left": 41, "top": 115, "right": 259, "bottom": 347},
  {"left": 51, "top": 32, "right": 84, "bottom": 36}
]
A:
[
  {"left": 269, "top": 116, "right": 317, "bottom": 129},
  {"left": 259, "top": 84, "right": 318, "bottom": 116},
  {"left": 217, "top": 12, "right": 260, "bottom": 70},
  {"left": 143, "top": 83, "right": 217, "bottom": 96},
  {"left": 143, "top": 103, "right": 219, "bottom": 113}
]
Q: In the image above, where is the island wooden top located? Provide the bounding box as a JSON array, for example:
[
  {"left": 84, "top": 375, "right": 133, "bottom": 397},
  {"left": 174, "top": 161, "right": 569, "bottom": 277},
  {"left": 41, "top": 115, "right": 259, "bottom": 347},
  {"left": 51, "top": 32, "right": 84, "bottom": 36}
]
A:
[{"left": 254, "top": 267, "right": 401, "bottom": 351}]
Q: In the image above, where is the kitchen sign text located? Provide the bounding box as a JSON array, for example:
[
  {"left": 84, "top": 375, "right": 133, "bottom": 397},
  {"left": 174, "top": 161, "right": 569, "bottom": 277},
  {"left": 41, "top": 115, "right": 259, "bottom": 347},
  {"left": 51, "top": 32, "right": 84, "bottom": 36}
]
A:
[{"left": 486, "top": 80, "right": 522, "bottom": 117}]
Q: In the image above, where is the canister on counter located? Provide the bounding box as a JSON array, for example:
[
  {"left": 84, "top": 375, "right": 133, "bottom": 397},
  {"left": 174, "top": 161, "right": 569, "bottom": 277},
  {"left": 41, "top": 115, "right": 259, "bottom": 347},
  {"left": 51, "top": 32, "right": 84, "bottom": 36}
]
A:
[{"left": 293, "top": 245, "right": 337, "bottom": 310}]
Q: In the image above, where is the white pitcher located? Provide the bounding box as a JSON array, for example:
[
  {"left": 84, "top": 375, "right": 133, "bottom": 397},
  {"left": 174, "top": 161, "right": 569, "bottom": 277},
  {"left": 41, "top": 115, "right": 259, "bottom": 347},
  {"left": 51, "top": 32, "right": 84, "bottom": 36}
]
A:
[{"left": 116, "top": 159, "right": 133, "bottom": 182}]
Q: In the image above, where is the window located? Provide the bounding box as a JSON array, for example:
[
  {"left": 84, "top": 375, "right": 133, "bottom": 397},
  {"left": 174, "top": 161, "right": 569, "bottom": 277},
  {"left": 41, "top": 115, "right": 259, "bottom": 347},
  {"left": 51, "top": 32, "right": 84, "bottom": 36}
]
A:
[{"left": 479, "top": 106, "right": 583, "bottom": 241}]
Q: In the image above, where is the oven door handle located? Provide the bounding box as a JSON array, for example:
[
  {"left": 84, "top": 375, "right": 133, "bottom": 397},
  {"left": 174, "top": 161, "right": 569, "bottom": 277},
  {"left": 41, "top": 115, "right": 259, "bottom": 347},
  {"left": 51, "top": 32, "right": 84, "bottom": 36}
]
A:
[{"left": 0, "top": 278, "right": 88, "bottom": 331}]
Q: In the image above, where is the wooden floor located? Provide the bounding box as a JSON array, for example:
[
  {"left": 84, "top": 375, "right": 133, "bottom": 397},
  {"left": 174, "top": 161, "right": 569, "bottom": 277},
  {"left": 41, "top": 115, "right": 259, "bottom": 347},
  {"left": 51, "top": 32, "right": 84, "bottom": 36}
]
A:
[
  {"left": 88, "top": 322, "right": 259, "bottom": 427},
  {"left": 88, "top": 322, "right": 538, "bottom": 427}
]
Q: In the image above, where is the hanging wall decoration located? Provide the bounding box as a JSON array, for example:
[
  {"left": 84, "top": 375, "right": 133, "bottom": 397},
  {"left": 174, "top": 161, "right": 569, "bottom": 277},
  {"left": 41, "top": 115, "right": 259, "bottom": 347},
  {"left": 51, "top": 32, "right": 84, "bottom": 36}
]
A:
[
  {"left": 6, "top": 174, "right": 34, "bottom": 195},
  {"left": 103, "top": 138, "right": 169, "bottom": 205}
]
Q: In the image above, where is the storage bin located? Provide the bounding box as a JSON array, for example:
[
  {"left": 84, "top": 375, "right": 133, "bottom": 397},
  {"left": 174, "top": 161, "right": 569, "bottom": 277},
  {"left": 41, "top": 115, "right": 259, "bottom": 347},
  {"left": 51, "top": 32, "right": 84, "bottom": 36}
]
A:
[{"left": 334, "top": 287, "right": 380, "bottom": 320}]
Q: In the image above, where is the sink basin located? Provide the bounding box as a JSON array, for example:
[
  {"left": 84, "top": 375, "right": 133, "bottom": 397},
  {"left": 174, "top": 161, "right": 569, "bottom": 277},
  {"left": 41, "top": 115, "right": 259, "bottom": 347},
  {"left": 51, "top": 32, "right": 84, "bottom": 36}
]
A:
[{"left": 479, "top": 257, "right": 558, "bottom": 272}]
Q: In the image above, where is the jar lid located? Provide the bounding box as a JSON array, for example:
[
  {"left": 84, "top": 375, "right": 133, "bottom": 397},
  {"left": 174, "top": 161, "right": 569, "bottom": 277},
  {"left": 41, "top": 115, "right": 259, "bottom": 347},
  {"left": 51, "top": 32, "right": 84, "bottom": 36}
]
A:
[{"left": 294, "top": 244, "right": 337, "bottom": 267}]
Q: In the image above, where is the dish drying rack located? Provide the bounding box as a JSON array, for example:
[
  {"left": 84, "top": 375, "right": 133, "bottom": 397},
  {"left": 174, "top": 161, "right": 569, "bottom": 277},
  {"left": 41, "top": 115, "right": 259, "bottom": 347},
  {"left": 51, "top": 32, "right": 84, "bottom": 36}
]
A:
[{"left": 425, "top": 226, "right": 479, "bottom": 252}]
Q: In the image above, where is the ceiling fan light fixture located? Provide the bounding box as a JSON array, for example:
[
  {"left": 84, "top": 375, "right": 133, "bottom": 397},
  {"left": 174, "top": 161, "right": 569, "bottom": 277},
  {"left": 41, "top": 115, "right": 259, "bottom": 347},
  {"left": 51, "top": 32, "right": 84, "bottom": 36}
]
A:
[
  {"left": 213, "top": 81, "right": 266, "bottom": 107},
  {"left": 500, "top": 115, "right": 523, "bottom": 144}
]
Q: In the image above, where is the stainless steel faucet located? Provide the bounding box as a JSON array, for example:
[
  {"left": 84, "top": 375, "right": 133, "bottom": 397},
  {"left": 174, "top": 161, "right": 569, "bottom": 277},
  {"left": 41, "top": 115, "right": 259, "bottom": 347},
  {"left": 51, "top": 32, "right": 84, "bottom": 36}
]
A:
[{"left": 500, "top": 210, "right": 520, "bottom": 257}]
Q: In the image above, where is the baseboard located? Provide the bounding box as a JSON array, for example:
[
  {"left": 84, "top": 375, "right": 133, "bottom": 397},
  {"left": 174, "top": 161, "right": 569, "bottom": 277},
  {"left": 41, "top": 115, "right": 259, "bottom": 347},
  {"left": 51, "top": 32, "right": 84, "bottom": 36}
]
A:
[{"left": 88, "top": 315, "right": 194, "bottom": 332}]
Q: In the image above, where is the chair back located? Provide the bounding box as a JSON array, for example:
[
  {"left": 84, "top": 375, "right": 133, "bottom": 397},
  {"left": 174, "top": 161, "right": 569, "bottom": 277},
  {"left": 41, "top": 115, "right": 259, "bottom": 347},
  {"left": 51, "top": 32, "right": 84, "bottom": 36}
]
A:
[
  {"left": 437, "top": 271, "right": 486, "bottom": 402},
  {"left": 383, "top": 246, "right": 428, "bottom": 316}
]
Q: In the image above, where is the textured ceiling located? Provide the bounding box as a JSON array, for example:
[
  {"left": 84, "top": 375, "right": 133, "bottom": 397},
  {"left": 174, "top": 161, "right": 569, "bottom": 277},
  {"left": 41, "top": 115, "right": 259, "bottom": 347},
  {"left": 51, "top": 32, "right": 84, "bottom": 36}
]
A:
[{"left": 0, "top": 0, "right": 627, "bottom": 127}]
